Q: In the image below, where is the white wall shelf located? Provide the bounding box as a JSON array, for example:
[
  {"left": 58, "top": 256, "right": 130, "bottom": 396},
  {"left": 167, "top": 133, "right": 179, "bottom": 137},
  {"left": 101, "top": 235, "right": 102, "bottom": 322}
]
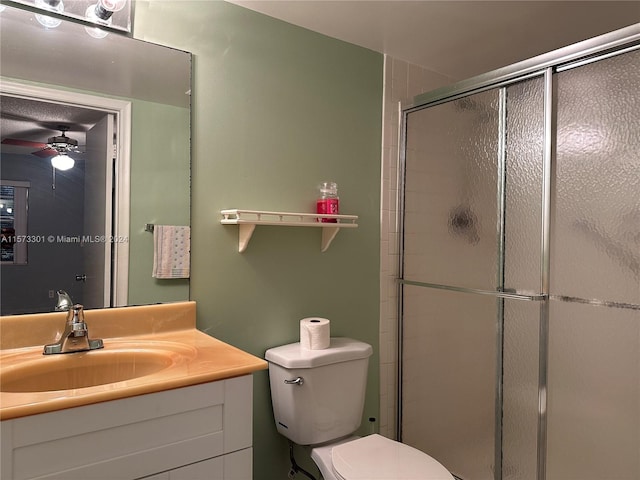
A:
[{"left": 221, "top": 209, "right": 358, "bottom": 252}]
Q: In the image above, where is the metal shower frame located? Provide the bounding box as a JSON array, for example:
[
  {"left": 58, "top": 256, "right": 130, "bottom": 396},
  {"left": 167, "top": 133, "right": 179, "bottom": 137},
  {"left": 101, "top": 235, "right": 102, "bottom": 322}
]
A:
[{"left": 396, "top": 23, "right": 640, "bottom": 480}]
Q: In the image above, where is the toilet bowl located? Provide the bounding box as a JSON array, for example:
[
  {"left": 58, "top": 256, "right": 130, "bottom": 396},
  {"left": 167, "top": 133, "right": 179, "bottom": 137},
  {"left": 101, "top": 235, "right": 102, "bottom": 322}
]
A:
[
  {"left": 311, "top": 434, "right": 454, "bottom": 480},
  {"left": 265, "top": 337, "right": 454, "bottom": 480}
]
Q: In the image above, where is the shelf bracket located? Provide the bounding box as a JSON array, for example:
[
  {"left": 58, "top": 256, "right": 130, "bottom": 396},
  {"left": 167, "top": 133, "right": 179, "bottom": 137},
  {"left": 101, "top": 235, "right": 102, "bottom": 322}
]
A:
[
  {"left": 238, "top": 224, "right": 256, "bottom": 253},
  {"left": 321, "top": 226, "right": 340, "bottom": 252}
]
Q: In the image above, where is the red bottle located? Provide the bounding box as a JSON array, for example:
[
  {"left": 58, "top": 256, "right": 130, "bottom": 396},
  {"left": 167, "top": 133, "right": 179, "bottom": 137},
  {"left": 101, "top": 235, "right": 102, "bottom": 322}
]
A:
[{"left": 316, "top": 182, "right": 339, "bottom": 223}]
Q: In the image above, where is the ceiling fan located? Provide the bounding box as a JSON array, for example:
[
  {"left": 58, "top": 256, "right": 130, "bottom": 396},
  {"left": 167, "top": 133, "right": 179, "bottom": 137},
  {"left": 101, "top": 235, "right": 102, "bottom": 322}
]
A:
[{"left": 1, "top": 126, "right": 81, "bottom": 158}]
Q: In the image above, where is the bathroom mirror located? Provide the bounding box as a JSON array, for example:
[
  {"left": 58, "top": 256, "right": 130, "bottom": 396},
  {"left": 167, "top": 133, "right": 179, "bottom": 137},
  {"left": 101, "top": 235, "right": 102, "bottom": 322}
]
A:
[{"left": 0, "top": 5, "right": 192, "bottom": 315}]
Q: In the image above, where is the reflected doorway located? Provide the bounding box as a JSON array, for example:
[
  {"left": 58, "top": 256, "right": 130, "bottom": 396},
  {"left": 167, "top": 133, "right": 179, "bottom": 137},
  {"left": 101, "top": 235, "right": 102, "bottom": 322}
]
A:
[{"left": 0, "top": 82, "right": 131, "bottom": 315}]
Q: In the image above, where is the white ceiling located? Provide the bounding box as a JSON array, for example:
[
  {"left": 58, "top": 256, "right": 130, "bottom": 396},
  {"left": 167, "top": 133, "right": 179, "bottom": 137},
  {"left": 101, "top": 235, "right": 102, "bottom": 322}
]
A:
[
  {"left": 2, "top": 1, "right": 637, "bottom": 149},
  {"left": 227, "top": 1, "right": 640, "bottom": 81}
]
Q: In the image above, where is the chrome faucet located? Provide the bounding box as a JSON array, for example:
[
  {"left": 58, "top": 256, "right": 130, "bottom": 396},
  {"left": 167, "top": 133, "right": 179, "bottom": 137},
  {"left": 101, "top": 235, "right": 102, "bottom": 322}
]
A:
[
  {"left": 44, "top": 290, "right": 104, "bottom": 355},
  {"left": 55, "top": 289, "right": 73, "bottom": 312}
]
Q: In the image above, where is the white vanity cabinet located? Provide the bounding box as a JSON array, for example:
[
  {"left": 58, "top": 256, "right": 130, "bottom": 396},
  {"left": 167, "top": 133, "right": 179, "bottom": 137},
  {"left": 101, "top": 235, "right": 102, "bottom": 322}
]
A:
[{"left": 1, "top": 375, "right": 254, "bottom": 480}]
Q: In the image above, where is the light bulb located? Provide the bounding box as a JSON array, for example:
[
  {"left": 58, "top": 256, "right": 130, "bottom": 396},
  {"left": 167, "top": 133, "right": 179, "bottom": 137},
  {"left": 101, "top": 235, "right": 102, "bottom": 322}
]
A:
[
  {"left": 84, "top": 3, "right": 110, "bottom": 37},
  {"left": 85, "top": 24, "right": 109, "bottom": 38},
  {"left": 34, "top": 0, "right": 64, "bottom": 29},
  {"left": 85, "top": 26, "right": 109, "bottom": 39},
  {"left": 51, "top": 154, "right": 75, "bottom": 171},
  {"left": 86, "top": 3, "right": 111, "bottom": 26},
  {"left": 89, "top": 0, "right": 127, "bottom": 23},
  {"left": 100, "top": 0, "right": 127, "bottom": 12}
]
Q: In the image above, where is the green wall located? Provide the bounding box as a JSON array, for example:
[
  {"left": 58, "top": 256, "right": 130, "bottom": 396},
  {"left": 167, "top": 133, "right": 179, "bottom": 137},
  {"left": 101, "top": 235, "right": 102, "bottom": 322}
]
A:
[{"left": 135, "top": 2, "right": 382, "bottom": 478}]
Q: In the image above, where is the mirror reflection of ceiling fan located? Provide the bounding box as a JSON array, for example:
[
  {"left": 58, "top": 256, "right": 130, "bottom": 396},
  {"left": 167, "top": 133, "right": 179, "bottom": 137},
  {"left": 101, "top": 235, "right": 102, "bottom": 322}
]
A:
[
  {"left": 2, "top": 126, "right": 82, "bottom": 170},
  {"left": 2, "top": 125, "right": 80, "bottom": 158}
]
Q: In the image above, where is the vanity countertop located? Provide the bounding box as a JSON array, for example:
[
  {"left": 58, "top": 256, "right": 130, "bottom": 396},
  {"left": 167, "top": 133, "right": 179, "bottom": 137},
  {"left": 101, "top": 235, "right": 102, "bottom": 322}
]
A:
[{"left": 0, "top": 301, "right": 267, "bottom": 420}]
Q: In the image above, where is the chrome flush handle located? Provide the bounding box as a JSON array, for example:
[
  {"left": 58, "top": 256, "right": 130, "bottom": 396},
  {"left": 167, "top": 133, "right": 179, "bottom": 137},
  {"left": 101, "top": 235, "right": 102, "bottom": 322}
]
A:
[{"left": 284, "top": 377, "right": 304, "bottom": 386}]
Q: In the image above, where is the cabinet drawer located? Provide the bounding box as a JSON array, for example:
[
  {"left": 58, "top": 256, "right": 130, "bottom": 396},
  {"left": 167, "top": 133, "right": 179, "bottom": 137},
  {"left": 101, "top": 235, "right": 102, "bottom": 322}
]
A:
[{"left": 2, "top": 376, "right": 253, "bottom": 480}]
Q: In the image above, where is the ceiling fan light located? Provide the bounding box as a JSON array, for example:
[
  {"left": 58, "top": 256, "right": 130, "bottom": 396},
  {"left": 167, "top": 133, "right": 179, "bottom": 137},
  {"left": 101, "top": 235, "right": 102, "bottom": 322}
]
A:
[{"left": 51, "top": 154, "right": 75, "bottom": 171}]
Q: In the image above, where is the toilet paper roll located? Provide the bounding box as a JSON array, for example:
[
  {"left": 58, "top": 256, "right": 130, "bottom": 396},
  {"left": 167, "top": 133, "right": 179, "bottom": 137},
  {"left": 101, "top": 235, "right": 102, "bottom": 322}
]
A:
[{"left": 300, "top": 317, "right": 330, "bottom": 350}]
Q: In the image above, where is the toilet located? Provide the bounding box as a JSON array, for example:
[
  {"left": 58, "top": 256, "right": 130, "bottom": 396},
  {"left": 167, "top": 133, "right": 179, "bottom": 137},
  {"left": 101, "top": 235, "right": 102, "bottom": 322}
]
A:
[{"left": 265, "top": 337, "right": 454, "bottom": 480}]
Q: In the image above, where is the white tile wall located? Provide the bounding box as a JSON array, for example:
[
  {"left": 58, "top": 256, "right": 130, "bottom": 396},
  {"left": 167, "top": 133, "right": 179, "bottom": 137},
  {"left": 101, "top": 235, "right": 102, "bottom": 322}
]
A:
[{"left": 378, "top": 56, "right": 454, "bottom": 439}]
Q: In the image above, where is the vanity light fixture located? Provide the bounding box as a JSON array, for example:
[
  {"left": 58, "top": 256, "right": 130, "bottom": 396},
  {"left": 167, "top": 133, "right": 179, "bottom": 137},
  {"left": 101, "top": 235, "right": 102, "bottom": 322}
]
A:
[
  {"left": 51, "top": 153, "right": 75, "bottom": 171},
  {"left": 34, "top": 0, "right": 64, "bottom": 28},
  {"left": 14, "top": 0, "right": 131, "bottom": 33}
]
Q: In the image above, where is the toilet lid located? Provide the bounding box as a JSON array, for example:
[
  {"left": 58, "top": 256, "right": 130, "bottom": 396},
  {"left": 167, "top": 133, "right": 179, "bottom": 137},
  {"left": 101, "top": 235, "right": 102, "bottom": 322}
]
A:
[{"left": 332, "top": 434, "right": 453, "bottom": 480}]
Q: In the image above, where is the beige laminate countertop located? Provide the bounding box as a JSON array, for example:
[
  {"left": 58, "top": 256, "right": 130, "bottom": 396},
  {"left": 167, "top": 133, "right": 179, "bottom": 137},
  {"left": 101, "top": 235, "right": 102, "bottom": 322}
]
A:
[{"left": 0, "top": 301, "right": 267, "bottom": 420}]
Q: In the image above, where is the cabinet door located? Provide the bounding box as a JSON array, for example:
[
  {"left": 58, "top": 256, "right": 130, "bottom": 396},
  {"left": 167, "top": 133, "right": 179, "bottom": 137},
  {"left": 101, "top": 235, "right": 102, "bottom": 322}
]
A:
[
  {"left": 166, "top": 449, "right": 252, "bottom": 480},
  {"left": 223, "top": 449, "right": 252, "bottom": 480},
  {"left": 139, "top": 473, "right": 169, "bottom": 480},
  {"left": 168, "top": 456, "right": 223, "bottom": 480}
]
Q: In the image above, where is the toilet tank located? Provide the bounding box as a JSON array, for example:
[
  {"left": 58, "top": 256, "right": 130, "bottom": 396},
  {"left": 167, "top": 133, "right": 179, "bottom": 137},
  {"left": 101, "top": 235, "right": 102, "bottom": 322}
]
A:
[{"left": 265, "top": 337, "right": 373, "bottom": 446}]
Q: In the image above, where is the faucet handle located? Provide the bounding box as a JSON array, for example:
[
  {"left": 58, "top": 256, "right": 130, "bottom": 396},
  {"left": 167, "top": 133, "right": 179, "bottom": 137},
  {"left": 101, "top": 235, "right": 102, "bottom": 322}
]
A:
[
  {"left": 69, "top": 305, "right": 87, "bottom": 336},
  {"left": 72, "top": 304, "right": 85, "bottom": 320}
]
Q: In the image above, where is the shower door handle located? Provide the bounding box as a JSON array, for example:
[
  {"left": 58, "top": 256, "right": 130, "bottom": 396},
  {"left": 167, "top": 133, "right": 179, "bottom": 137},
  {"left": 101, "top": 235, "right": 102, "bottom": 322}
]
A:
[{"left": 284, "top": 377, "right": 304, "bottom": 386}]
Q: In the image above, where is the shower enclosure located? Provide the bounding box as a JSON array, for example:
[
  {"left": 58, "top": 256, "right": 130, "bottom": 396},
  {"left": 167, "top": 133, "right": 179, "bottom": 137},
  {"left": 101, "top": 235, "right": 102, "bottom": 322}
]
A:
[{"left": 398, "top": 25, "right": 639, "bottom": 480}]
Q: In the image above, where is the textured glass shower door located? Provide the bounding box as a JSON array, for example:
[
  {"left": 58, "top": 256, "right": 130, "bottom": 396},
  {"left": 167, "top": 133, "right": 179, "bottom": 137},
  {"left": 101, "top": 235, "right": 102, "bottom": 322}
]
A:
[
  {"left": 546, "top": 48, "right": 640, "bottom": 480},
  {"left": 401, "top": 77, "right": 545, "bottom": 480},
  {"left": 400, "top": 39, "right": 640, "bottom": 480}
]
